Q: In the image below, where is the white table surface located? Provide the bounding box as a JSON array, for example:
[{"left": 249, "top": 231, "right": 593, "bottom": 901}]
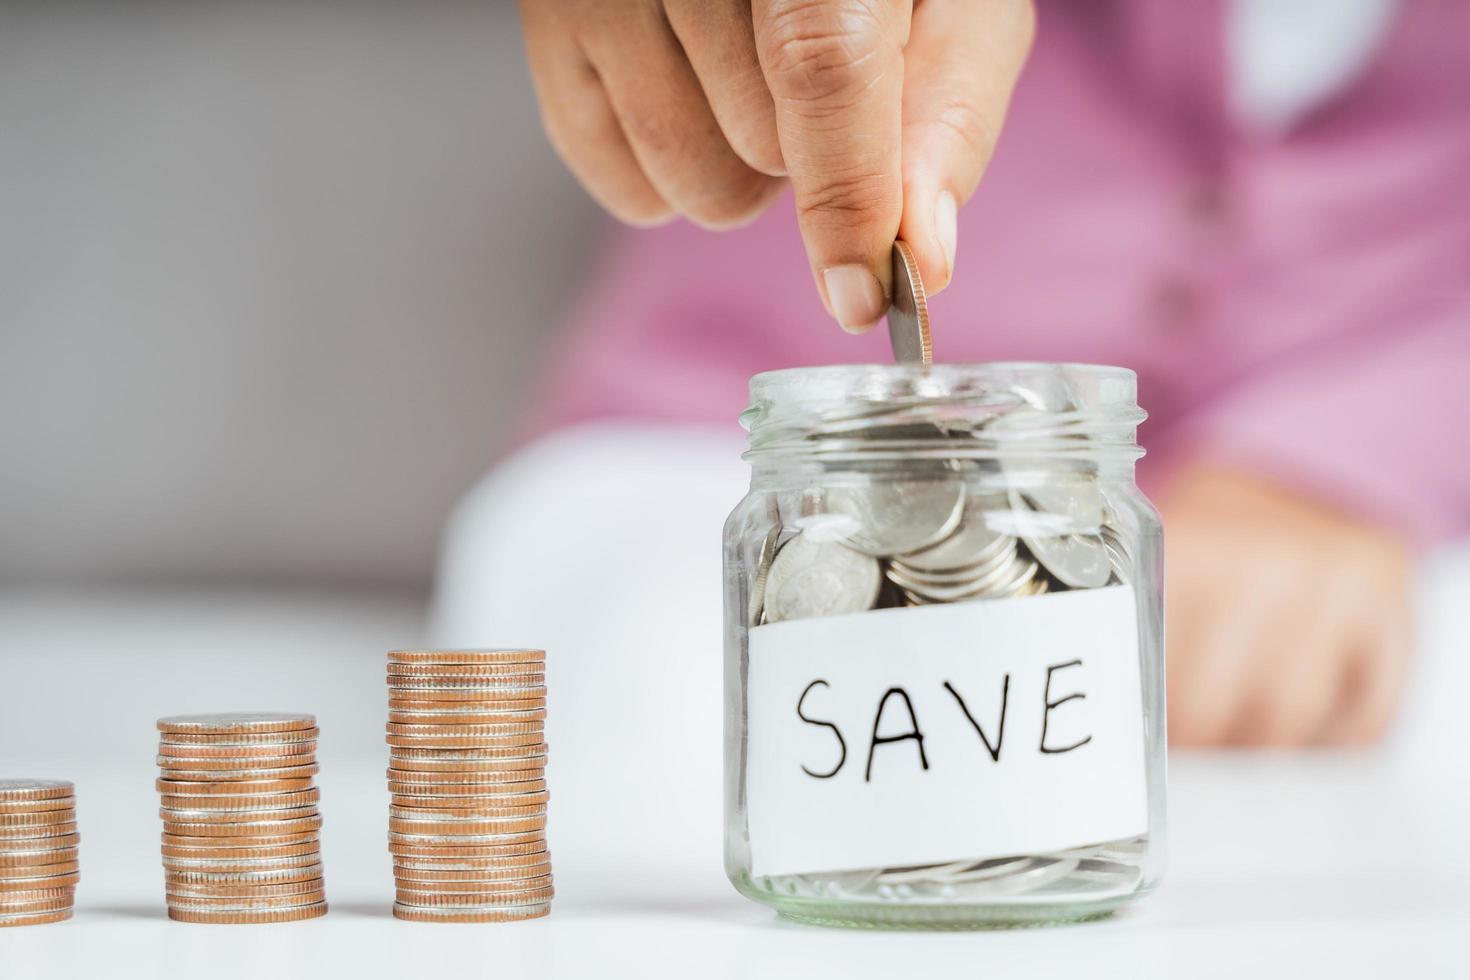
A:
[{"left": 2, "top": 569, "right": 1467, "bottom": 979}]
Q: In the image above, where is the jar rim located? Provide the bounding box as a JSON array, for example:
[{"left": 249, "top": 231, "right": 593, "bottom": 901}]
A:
[
  {"left": 748, "top": 362, "right": 1137, "bottom": 409},
  {"left": 742, "top": 362, "right": 1144, "bottom": 462}
]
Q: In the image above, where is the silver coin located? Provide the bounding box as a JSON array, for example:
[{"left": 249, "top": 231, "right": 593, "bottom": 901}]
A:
[
  {"left": 156, "top": 713, "right": 315, "bottom": 731},
  {"left": 747, "top": 524, "right": 782, "bottom": 628},
  {"left": 892, "top": 495, "right": 1010, "bottom": 572},
  {"left": 889, "top": 537, "right": 1015, "bottom": 588},
  {"left": 1010, "top": 486, "right": 1110, "bottom": 589},
  {"left": 894, "top": 553, "right": 1038, "bottom": 603},
  {"left": 0, "top": 780, "right": 74, "bottom": 797},
  {"left": 1101, "top": 525, "right": 1131, "bottom": 583},
  {"left": 166, "top": 864, "right": 324, "bottom": 883},
  {"left": 825, "top": 480, "right": 965, "bottom": 557},
  {"left": 762, "top": 533, "right": 881, "bottom": 623},
  {"left": 886, "top": 241, "right": 932, "bottom": 365}
]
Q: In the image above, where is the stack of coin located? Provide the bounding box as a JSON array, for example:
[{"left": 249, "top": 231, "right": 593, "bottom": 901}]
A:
[
  {"left": 0, "top": 780, "right": 79, "bottom": 928},
  {"left": 386, "top": 649, "right": 552, "bottom": 923},
  {"left": 154, "top": 713, "right": 328, "bottom": 924}
]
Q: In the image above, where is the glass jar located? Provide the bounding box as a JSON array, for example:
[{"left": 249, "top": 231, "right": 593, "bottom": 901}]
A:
[{"left": 722, "top": 363, "right": 1166, "bottom": 929}]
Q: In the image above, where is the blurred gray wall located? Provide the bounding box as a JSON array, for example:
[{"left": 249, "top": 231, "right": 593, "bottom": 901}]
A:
[{"left": 0, "top": 1, "right": 606, "bottom": 587}]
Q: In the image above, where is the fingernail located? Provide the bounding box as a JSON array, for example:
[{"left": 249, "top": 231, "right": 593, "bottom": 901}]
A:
[
  {"left": 822, "top": 265, "right": 886, "bottom": 334},
  {"left": 934, "top": 191, "right": 958, "bottom": 288}
]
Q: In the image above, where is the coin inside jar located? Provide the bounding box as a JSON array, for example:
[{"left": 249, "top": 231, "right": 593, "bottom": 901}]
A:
[
  {"left": 824, "top": 479, "right": 966, "bottom": 557},
  {"left": 762, "top": 533, "right": 881, "bottom": 623}
]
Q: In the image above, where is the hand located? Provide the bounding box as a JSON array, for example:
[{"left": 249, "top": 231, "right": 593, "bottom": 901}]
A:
[
  {"left": 519, "top": 0, "right": 1034, "bottom": 330},
  {"left": 1161, "top": 465, "right": 1414, "bottom": 747}
]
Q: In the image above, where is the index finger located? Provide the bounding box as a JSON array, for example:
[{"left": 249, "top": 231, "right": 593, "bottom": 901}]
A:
[{"left": 753, "top": 0, "right": 911, "bottom": 333}]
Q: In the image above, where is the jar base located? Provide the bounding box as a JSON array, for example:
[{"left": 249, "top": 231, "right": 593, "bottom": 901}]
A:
[{"left": 763, "top": 894, "right": 1134, "bottom": 931}]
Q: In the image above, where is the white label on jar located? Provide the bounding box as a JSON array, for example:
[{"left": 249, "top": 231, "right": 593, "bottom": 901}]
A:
[{"left": 744, "top": 585, "right": 1148, "bottom": 878}]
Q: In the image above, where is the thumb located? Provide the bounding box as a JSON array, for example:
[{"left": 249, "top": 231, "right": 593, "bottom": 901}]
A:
[
  {"left": 899, "top": 0, "right": 1034, "bottom": 294},
  {"left": 753, "top": 0, "right": 912, "bottom": 333}
]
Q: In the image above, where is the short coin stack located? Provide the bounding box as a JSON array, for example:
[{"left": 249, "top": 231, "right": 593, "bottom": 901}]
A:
[
  {"left": 155, "top": 713, "right": 328, "bottom": 924},
  {"left": 0, "top": 780, "right": 79, "bottom": 927},
  {"left": 387, "top": 649, "right": 552, "bottom": 922}
]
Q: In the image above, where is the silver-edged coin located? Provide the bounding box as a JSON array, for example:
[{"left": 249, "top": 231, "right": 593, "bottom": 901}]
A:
[
  {"left": 762, "top": 533, "right": 881, "bottom": 623},
  {"left": 886, "top": 240, "right": 932, "bottom": 365}
]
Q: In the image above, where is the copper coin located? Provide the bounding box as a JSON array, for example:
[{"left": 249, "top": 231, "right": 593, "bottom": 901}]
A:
[
  {"left": 0, "top": 823, "right": 78, "bottom": 841},
  {"left": 390, "top": 803, "right": 545, "bottom": 820},
  {"left": 394, "top": 875, "right": 552, "bottom": 895},
  {"left": 163, "top": 851, "right": 320, "bottom": 871},
  {"left": 390, "top": 744, "right": 546, "bottom": 760},
  {"left": 389, "top": 649, "right": 544, "bottom": 666},
  {"left": 168, "top": 877, "right": 324, "bottom": 899},
  {"left": 0, "top": 833, "right": 79, "bottom": 852},
  {"left": 160, "top": 839, "right": 319, "bottom": 860},
  {"left": 157, "top": 763, "right": 319, "bottom": 781},
  {"left": 0, "top": 850, "right": 79, "bottom": 871},
  {"left": 159, "top": 804, "right": 319, "bottom": 824},
  {"left": 154, "top": 753, "right": 317, "bottom": 771},
  {"left": 387, "top": 662, "right": 546, "bottom": 678},
  {"left": 0, "top": 892, "right": 76, "bottom": 913},
  {"left": 382, "top": 687, "right": 546, "bottom": 703},
  {"left": 159, "top": 789, "right": 320, "bottom": 812},
  {"left": 166, "top": 902, "right": 327, "bottom": 924},
  {"left": 162, "top": 830, "right": 319, "bottom": 849},
  {"left": 385, "top": 721, "right": 542, "bottom": 737},
  {"left": 393, "top": 852, "right": 549, "bottom": 875},
  {"left": 166, "top": 864, "right": 322, "bottom": 886},
  {"left": 156, "top": 777, "right": 316, "bottom": 796},
  {"left": 385, "top": 765, "right": 544, "bottom": 783},
  {"left": 0, "top": 871, "right": 79, "bottom": 892},
  {"left": 157, "top": 713, "right": 316, "bottom": 735},
  {"left": 159, "top": 728, "right": 320, "bottom": 746},
  {"left": 163, "top": 816, "right": 322, "bottom": 838},
  {"left": 391, "top": 678, "right": 546, "bottom": 693},
  {"left": 388, "top": 830, "right": 546, "bottom": 847},
  {"left": 0, "top": 907, "right": 73, "bottom": 927},
  {"left": 388, "top": 818, "right": 546, "bottom": 837},
  {"left": 386, "top": 778, "right": 545, "bottom": 796},
  {"left": 385, "top": 735, "right": 543, "bottom": 751},
  {"left": 390, "top": 792, "right": 549, "bottom": 811},
  {"left": 163, "top": 857, "right": 321, "bottom": 877},
  {"left": 157, "top": 741, "right": 316, "bottom": 760},
  {"left": 0, "top": 857, "right": 79, "bottom": 876},
  {"left": 393, "top": 863, "right": 552, "bottom": 884},
  {"left": 387, "top": 759, "right": 545, "bottom": 777},
  {"left": 392, "top": 901, "right": 548, "bottom": 923},
  {"left": 167, "top": 889, "right": 326, "bottom": 910},
  {"left": 0, "top": 796, "right": 76, "bottom": 814},
  {"left": 390, "top": 697, "right": 546, "bottom": 712},
  {"left": 388, "top": 709, "right": 547, "bottom": 727},
  {"left": 394, "top": 885, "right": 553, "bottom": 906},
  {"left": 388, "top": 838, "right": 546, "bottom": 859},
  {"left": 0, "top": 809, "right": 76, "bottom": 828},
  {"left": 0, "top": 780, "right": 73, "bottom": 801}
]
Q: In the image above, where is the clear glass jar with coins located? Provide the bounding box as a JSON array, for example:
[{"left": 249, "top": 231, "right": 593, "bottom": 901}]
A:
[{"left": 722, "top": 362, "right": 1166, "bottom": 928}]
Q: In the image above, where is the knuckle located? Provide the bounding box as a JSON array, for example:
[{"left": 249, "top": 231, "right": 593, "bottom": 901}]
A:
[
  {"left": 910, "top": 96, "right": 996, "bottom": 167},
  {"left": 760, "top": 0, "right": 889, "bottom": 105},
  {"left": 795, "top": 170, "right": 892, "bottom": 225}
]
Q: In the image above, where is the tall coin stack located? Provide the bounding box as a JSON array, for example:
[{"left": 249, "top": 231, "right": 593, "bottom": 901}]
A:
[
  {"left": 386, "top": 649, "right": 553, "bottom": 922},
  {"left": 0, "top": 780, "right": 79, "bottom": 927},
  {"left": 155, "top": 713, "right": 328, "bottom": 924}
]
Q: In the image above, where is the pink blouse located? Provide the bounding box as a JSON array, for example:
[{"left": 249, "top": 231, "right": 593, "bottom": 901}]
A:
[{"left": 531, "top": 0, "right": 1470, "bottom": 544}]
